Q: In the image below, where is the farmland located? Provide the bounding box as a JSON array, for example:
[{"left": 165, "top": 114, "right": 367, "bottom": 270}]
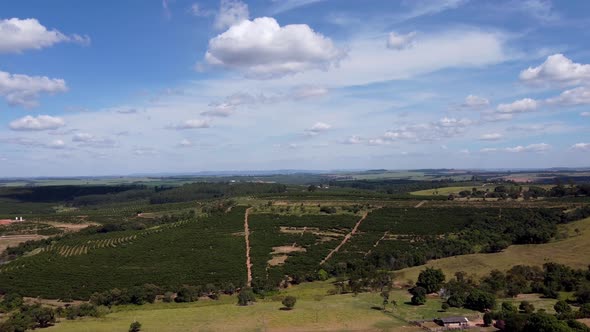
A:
[{"left": 0, "top": 172, "right": 589, "bottom": 331}]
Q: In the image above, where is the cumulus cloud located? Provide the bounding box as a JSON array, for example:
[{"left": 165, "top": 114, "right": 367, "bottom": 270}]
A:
[
  {"left": 0, "top": 70, "right": 68, "bottom": 108},
  {"left": 547, "top": 86, "right": 590, "bottom": 106},
  {"left": 387, "top": 31, "right": 416, "bottom": 50},
  {"left": 292, "top": 86, "right": 329, "bottom": 99},
  {"left": 367, "top": 117, "right": 473, "bottom": 145},
  {"left": 168, "top": 119, "right": 210, "bottom": 130},
  {"left": 204, "top": 17, "right": 345, "bottom": 78},
  {"left": 479, "top": 133, "right": 503, "bottom": 141},
  {"left": 462, "top": 94, "right": 490, "bottom": 108},
  {"left": 497, "top": 98, "right": 538, "bottom": 113},
  {"left": 581, "top": 112, "right": 590, "bottom": 117},
  {"left": 520, "top": 54, "right": 590, "bottom": 86},
  {"left": 214, "top": 0, "right": 249, "bottom": 30},
  {"left": 0, "top": 18, "right": 89, "bottom": 53},
  {"left": 9, "top": 115, "right": 65, "bottom": 131},
  {"left": 305, "top": 122, "right": 331, "bottom": 136},
  {"left": 571, "top": 143, "right": 590, "bottom": 152}
]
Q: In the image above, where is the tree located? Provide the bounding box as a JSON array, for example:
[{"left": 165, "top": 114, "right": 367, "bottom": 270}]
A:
[
  {"left": 416, "top": 268, "right": 446, "bottom": 294},
  {"left": 175, "top": 285, "right": 198, "bottom": 303},
  {"left": 522, "top": 312, "right": 570, "bottom": 332},
  {"left": 237, "top": 288, "right": 256, "bottom": 306},
  {"left": 307, "top": 185, "right": 317, "bottom": 192},
  {"left": 519, "top": 301, "right": 535, "bottom": 314},
  {"left": 554, "top": 300, "right": 572, "bottom": 314},
  {"left": 129, "top": 321, "right": 142, "bottom": 332},
  {"left": 163, "top": 292, "right": 174, "bottom": 303},
  {"left": 410, "top": 286, "right": 427, "bottom": 305},
  {"left": 441, "top": 303, "right": 449, "bottom": 312},
  {"left": 317, "top": 269, "right": 329, "bottom": 281},
  {"left": 464, "top": 289, "right": 496, "bottom": 312},
  {"left": 282, "top": 296, "right": 296, "bottom": 310},
  {"left": 502, "top": 302, "right": 517, "bottom": 315}
]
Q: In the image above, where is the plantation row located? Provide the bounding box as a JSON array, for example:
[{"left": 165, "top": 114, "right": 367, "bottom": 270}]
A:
[{"left": 0, "top": 208, "right": 249, "bottom": 299}]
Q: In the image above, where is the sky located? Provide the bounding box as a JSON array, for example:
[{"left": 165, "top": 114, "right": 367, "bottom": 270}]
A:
[{"left": 1, "top": 0, "right": 590, "bottom": 177}]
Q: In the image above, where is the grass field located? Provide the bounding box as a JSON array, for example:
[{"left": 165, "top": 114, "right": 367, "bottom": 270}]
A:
[
  {"left": 47, "top": 280, "right": 482, "bottom": 332},
  {"left": 410, "top": 186, "right": 484, "bottom": 196},
  {"left": 395, "top": 217, "right": 590, "bottom": 281}
]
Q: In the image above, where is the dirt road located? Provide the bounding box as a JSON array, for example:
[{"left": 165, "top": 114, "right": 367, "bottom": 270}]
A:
[
  {"left": 244, "top": 207, "right": 253, "bottom": 287},
  {"left": 320, "top": 212, "right": 368, "bottom": 265}
]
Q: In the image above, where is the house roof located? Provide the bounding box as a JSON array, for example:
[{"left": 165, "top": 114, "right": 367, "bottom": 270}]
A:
[{"left": 439, "top": 316, "right": 469, "bottom": 324}]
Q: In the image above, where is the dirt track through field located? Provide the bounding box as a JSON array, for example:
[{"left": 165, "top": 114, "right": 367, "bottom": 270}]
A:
[
  {"left": 414, "top": 200, "right": 427, "bottom": 208},
  {"left": 244, "top": 207, "right": 253, "bottom": 287},
  {"left": 320, "top": 212, "right": 369, "bottom": 265},
  {"left": 364, "top": 231, "right": 389, "bottom": 257}
]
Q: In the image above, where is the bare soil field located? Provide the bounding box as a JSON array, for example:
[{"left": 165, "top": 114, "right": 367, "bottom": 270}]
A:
[{"left": 0, "top": 234, "right": 47, "bottom": 253}]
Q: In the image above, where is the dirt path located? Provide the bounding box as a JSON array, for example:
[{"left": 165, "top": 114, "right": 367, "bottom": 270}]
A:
[
  {"left": 244, "top": 207, "right": 253, "bottom": 287},
  {"left": 320, "top": 212, "right": 369, "bottom": 265},
  {"left": 414, "top": 200, "right": 427, "bottom": 208},
  {"left": 364, "top": 231, "right": 389, "bottom": 257}
]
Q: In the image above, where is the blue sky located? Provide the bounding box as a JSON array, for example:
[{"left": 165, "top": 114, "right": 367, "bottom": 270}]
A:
[{"left": 1, "top": 0, "right": 590, "bottom": 176}]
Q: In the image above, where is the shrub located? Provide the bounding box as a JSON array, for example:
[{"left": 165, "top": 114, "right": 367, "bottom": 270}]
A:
[{"left": 282, "top": 296, "right": 296, "bottom": 310}]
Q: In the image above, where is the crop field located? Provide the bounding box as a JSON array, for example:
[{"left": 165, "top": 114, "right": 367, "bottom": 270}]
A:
[
  {"left": 248, "top": 213, "right": 360, "bottom": 285},
  {"left": 0, "top": 207, "right": 249, "bottom": 299},
  {"left": 330, "top": 207, "right": 499, "bottom": 263},
  {"left": 395, "top": 216, "right": 590, "bottom": 281}
]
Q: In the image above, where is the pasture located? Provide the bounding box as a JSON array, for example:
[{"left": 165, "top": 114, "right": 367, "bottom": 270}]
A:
[
  {"left": 395, "top": 216, "right": 590, "bottom": 281},
  {"left": 46, "top": 280, "right": 484, "bottom": 332}
]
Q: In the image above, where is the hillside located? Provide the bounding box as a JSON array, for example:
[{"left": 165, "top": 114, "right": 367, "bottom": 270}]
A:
[{"left": 395, "top": 217, "right": 590, "bottom": 282}]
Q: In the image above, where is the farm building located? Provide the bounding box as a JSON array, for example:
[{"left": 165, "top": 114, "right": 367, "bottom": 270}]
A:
[{"left": 436, "top": 316, "right": 470, "bottom": 328}]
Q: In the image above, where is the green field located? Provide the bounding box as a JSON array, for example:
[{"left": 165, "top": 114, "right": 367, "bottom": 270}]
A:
[
  {"left": 46, "top": 280, "right": 484, "bottom": 332},
  {"left": 395, "top": 217, "right": 590, "bottom": 282}
]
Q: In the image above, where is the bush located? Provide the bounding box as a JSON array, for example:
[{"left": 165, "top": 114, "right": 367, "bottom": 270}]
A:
[
  {"left": 129, "top": 321, "right": 142, "bottom": 332},
  {"left": 238, "top": 288, "right": 256, "bottom": 306},
  {"left": 282, "top": 296, "right": 296, "bottom": 310},
  {"left": 441, "top": 303, "right": 449, "bottom": 311}
]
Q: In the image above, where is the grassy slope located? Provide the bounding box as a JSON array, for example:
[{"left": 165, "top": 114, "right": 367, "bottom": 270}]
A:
[
  {"left": 47, "top": 280, "right": 481, "bottom": 332},
  {"left": 395, "top": 217, "right": 590, "bottom": 282}
]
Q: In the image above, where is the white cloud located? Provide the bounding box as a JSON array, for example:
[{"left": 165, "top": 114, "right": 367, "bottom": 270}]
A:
[
  {"left": 0, "top": 18, "right": 89, "bottom": 53},
  {"left": 9, "top": 115, "right": 65, "bottom": 131},
  {"left": 505, "top": 143, "right": 551, "bottom": 153},
  {"left": 343, "top": 135, "right": 363, "bottom": 144},
  {"left": 47, "top": 139, "right": 66, "bottom": 149},
  {"left": 497, "top": 98, "right": 538, "bottom": 113},
  {"left": 72, "top": 133, "right": 116, "bottom": 148},
  {"left": 547, "top": 86, "right": 590, "bottom": 106},
  {"left": 269, "top": 0, "right": 327, "bottom": 14},
  {"left": 479, "top": 133, "right": 503, "bottom": 141},
  {"left": 214, "top": 0, "right": 249, "bottom": 30},
  {"left": 168, "top": 119, "right": 210, "bottom": 130},
  {"left": 520, "top": 54, "right": 590, "bottom": 86},
  {"left": 462, "top": 94, "right": 490, "bottom": 108},
  {"left": 292, "top": 86, "right": 329, "bottom": 99},
  {"left": 178, "top": 139, "right": 193, "bottom": 147},
  {"left": 480, "top": 148, "right": 499, "bottom": 153},
  {"left": 305, "top": 122, "right": 331, "bottom": 136},
  {"left": 0, "top": 70, "right": 68, "bottom": 108},
  {"left": 581, "top": 112, "right": 590, "bottom": 117},
  {"left": 387, "top": 31, "right": 416, "bottom": 50},
  {"left": 190, "top": 3, "right": 214, "bottom": 17},
  {"left": 205, "top": 17, "right": 345, "bottom": 79},
  {"left": 507, "top": 0, "right": 558, "bottom": 22},
  {"left": 571, "top": 143, "right": 590, "bottom": 152}
]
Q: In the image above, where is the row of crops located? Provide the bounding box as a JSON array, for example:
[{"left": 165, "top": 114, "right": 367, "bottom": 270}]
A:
[{"left": 0, "top": 207, "right": 248, "bottom": 299}]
